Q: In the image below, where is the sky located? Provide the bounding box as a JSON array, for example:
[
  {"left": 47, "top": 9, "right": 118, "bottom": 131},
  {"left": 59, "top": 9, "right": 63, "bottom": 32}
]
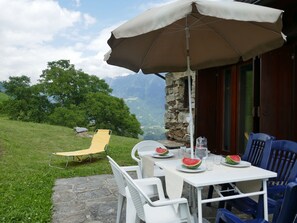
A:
[{"left": 0, "top": 0, "right": 231, "bottom": 84}]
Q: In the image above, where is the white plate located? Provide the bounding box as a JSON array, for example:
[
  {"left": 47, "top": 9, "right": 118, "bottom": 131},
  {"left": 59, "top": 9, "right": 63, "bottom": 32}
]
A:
[
  {"left": 176, "top": 164, "right": 206, "bottom": 173},
  {"left": 221, "top": 160, "right": 251, "bottom": 168},
  {"left": 152, "top": 152, "right": 174, "bottom": 158}
]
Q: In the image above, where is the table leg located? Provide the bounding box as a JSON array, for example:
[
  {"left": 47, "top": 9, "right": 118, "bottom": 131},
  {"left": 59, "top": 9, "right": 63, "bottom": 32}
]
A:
[
  {"left": 187, "top": 185, "right": 198, "bottom": 222},
  {"left": 197, "top": 187, "right": 203, "bottom": 223},
  {"left": 263, "top": 179, "right": 268, "bottom": 221}
]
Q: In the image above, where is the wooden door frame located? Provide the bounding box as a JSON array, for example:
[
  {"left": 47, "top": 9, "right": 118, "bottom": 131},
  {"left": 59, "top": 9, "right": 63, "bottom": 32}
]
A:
[
  {"left": 195, "top": 60, "right": 254, "bottom": 156},
  {"left": 217, "top": 65, "right": 238, "bottom": 155}
]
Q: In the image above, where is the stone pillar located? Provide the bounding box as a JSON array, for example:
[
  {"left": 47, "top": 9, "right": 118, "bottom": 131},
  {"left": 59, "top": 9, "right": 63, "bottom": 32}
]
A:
[{"left": 165, "top": 71, "right": 195, "bottom": 144}]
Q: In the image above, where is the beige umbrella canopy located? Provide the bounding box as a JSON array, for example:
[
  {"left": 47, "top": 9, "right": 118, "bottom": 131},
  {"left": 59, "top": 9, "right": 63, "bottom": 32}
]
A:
[{"left": 105, "top": 0, "right": 285, "bottom": 157}]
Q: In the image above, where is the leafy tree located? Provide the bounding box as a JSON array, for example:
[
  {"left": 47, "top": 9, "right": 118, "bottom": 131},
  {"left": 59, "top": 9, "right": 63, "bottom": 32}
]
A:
[
  {"left": 0, "top": 92, "right": 9, "bottom": 113},
  {"left": 82, "top": 92, "right": 143, "bottom": 138},
  {"left": 39, "top": 60, "right": 112, "bottom": 107},
  {"left": 1, "top": 60, "right": 143, "bottom": 138},
  {"left": 1, "top": 76, "right": 52, "bottom": 122},
  {"left": 48, "top": 105, "right": 87, "bottom": 128},
  {"left": 2, "top": 76, "right": 31, "bottom": 99}
]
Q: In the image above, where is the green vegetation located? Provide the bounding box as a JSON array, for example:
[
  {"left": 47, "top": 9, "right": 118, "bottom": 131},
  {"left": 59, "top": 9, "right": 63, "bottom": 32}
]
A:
[
  {"left": 0, "top": 117, "right": 139, "bottom": 222},
  {"left": 0, "top": 60, "right": 142, "bottom": 138},
  {"left": 0, "top": 92, "right": 9, "bottom": 102}
]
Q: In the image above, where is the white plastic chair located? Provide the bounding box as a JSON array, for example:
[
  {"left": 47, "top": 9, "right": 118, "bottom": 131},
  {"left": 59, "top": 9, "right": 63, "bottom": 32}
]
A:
[
  {"left": 122, "top": 164, "right": 193, "bottom": 223},
  {"left": 107, "top": 156, "right": 159, "bottom": 223},
  {"left": 131, "top": 140, "right": 166, "bottom": 177}
]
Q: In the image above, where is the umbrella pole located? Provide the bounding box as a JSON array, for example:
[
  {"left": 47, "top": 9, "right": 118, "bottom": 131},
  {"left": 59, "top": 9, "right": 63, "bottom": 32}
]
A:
[
  {"left": 187, "top": 68, "right": 194, "bottom": 159},
  {"left": 185, "top": 26, "right": 195, "bottom": 159}
]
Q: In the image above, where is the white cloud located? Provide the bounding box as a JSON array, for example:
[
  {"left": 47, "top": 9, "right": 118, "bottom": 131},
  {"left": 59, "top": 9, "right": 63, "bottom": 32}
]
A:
[
  {"left": 83, "top": 14, "right": 96, "bottom": 27},
  {"left": 0, "top": 44, "right": 83, "bottom": 83},
  {"left": 75, "top": 22, "right": 132, "bottom": 79},
  {"left": 0, "top": 0, "right": 106, "bottom": 84},
  {"left": 0, "top": 0, "right": 81, "bottom": 47},
  {"left": 1, "top": 0, "right": 181, "bottom": 84}
]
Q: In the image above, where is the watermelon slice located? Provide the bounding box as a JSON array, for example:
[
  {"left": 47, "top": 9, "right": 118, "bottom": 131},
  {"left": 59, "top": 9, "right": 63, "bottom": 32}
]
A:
[
  {"left": 182, "top": 158, "right": 202, "bottom": 169},
  {"left": 225, "top": 155, "right": 241, "bottom": 165},
  {"left": 155, "top": 147, "right": 169, "bottom": 156}
]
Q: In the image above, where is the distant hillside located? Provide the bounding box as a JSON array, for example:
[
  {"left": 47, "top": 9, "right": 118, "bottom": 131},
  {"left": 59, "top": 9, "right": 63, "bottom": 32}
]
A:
[
  {"left": 105, "top": 74, "right": 166, "bottom": 140},
  {"left": 0, "top": 82, "right": 9, "bottom": 103},
  {"left": 0, "top": 82, "right": 4, "bottom": 92}
]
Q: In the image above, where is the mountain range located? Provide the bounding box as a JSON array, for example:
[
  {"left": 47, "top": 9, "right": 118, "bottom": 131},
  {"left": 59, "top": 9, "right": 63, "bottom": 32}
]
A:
[{"left": 104, "top": 73, "right": 166, "bottom": 140}]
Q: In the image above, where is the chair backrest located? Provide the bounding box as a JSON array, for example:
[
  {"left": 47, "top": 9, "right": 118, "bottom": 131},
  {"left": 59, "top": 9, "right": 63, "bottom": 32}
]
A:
[
  {"left": 108, "top": 155, "right": 159, "bottom": 222},
  {"left": 261, "top": 140, "right": 297, "bottom": 187},
  {"left": 108, "top": 155, "right": 151, "bottom": 221},
  {"left": 107, "top": 156, "right": 127, "bottom": 197},
  {"left": 274, "top": 182, "right": 297, "bottom": 223},
  {"left": 122, "top": 167, "right": 154, "bottom": 222},
  {"left": 242, "top": 132, "right": 275, "bottom": 167},
  {"left": 89, "top": 129, "right": 111, "bottom": 151},
  {"left": 131, "top": 140, "right": 166, "bottom": 163}
]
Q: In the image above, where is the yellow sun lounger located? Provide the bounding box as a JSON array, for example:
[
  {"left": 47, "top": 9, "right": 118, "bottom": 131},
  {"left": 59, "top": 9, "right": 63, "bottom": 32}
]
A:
[{"left": 49, "top": 129, "right": 112, "bottom": 168}]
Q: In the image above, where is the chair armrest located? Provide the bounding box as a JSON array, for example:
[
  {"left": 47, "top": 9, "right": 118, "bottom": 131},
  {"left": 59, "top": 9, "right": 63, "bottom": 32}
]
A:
[
  {"left": 216, "top": 208, "right": 269, "bottom": 223},
  {"left": 150, "top": 197, "right": 188, "bottom": 207},
  {"left": 131, "top": 152, "right": 140, "bottom": 163},
  {"left": 121, "top": 165, "right": 142, "bottom": 179},
  {"left": 134, "top": 177, "right": 165, "bottom": 199},
  {"left": 268, "top": 185, "right": 286, "bottom": 201},
  {"left": 268, "top": 185, "right": 286, "bottom": 194},
  {"left": 216, "top": 208, "right": 243, "bottom": 223}
]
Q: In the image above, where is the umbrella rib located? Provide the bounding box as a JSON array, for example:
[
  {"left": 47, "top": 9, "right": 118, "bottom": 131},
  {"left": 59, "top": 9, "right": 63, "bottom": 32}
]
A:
[
  {"left": 245, "top": 21, "right": 284, "bottom": 36},
  {"left": 190, "top": 13, "right": 283, "bottom": 59},
  {"left": 139, "top": 28, "right": 168, "bottom": 70},
  {"left": 191, "top": 13, "right": 243, "bottom": 58},
  {"left": 188, "top": 13, "right": 224, "bottom": 31},
  {"left": 165, "top": 22, "right": 191, "bottom": 34}
]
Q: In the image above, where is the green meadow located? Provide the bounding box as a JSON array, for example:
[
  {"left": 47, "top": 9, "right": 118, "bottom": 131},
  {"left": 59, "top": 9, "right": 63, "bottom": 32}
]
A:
[{"left": 0, "top": 117, "right": 139, "bottom": 222}]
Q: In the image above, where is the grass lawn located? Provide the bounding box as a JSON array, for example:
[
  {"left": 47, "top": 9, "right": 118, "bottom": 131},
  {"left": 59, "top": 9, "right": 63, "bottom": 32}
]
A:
[{"left": 0, "top": 116, "right": 140, "bottom": 222}]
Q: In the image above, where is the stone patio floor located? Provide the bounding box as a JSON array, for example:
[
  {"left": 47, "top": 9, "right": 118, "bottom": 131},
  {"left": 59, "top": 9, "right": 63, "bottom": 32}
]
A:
[{"left": 52, "top": 174, "right": 225, "bottom": 223}]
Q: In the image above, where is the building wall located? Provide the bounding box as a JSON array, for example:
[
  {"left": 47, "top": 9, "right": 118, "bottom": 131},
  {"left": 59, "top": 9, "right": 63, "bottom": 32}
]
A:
[{"left": 164, "top": 71, "right": 196, "bottom": 143}]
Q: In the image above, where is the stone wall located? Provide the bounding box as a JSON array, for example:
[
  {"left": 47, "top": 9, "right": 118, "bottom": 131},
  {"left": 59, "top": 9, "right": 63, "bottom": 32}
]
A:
[{"left": 165, "top": 71, "right": 195, "bottom": 143}]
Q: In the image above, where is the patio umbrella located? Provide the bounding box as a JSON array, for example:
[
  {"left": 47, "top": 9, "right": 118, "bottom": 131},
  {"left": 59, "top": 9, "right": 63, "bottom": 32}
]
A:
[{"left": 104, "top": 0, "right": 285, "bottom": 158}]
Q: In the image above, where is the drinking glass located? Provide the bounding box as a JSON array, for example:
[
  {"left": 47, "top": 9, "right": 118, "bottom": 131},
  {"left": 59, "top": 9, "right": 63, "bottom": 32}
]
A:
[
  {"left": 205, "top": 156, "right": 214, "bottom": 171},
  {"left": 178, "top": 146, "right": 186, "bottom": 158},
  {"left": 214, "top": 155, "right": 222, "bottom": 165},
  {"left": 184, "top": 147, "right": 191, "bottom": 158}
]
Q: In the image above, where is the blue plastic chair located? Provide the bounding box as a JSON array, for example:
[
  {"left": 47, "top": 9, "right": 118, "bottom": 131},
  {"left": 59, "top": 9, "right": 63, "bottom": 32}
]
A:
[
  {"left": 215, "top": 182, "right": 297, "bottom": 223},
  {"left": 207, "top": 132, "right": 274, "bottom": 208},
  {"left": 226, "top": 139, "right": 297, "bottom": 218},
  {"left": 241, "top": 133, "right": 275, "bottom": 166}
]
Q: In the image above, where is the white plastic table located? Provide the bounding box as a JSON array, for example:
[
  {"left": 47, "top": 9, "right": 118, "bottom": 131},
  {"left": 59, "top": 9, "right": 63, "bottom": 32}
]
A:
[{"left": 155, "top": 159, "right": 277, "bottom": 223}]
